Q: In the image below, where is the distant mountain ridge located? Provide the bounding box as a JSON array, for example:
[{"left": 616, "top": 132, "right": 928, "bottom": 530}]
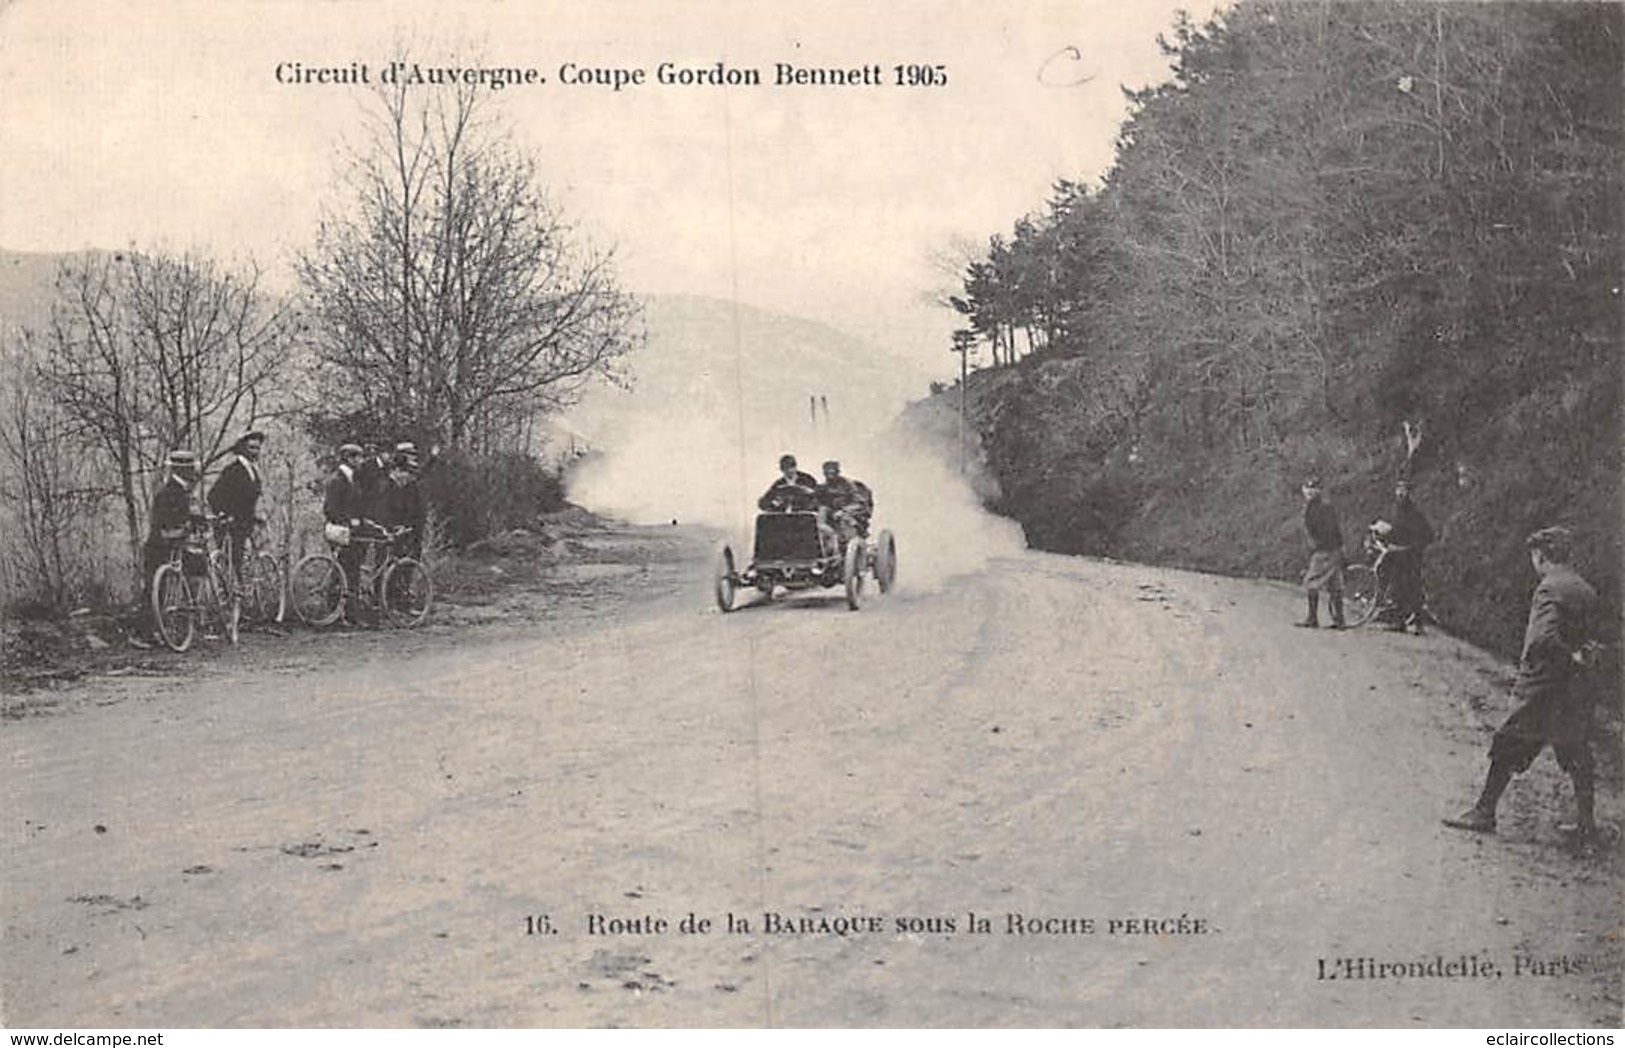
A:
[
  {"left": 1, "top": 252, "right": 935, "bottom": 454},
  {"left": 0, "top": 248, "right": 79, "bottom": 337},
  {"left": 559, "top": 292, "right": 934, "bottom": 453}
]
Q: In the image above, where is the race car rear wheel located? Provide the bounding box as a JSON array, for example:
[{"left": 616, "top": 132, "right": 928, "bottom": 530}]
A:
[
  {"left": 714, "top": 545, "right": 738, "bottom": 613},
  {"left": 875, "top": 529, "right": 897, "bottom": 593},
  {"left": 843, "top": 538, "right": 866, "bottom": 610}
]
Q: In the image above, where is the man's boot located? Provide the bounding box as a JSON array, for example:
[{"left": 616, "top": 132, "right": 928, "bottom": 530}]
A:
[
  {"left": 1329, "top": 592, "right": 1347, "bottom": 630},
  {"left": 1566, "top": 763, "right": 1600, "bottom": 853},
  {"left": 1444, "top": 762, "right": 1512, "bottom": 833},
  {"left": 1295, "top": 592, "right": 1320, "bottom": 628}
]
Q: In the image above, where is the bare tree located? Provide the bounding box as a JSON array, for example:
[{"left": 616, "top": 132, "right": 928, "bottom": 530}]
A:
[
  {"left": 38, "top": 251, "right": 295, "bottom": 593},
  {"left": 296, "top": 64, "right": 642, "bottom": 449},
  {"left": 0, "top": 339, "right": 105, "bottom": 610}
]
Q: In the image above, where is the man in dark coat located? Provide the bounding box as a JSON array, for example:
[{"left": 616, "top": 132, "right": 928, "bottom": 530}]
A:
[
  {"left": 1373, "top": 477, "right": 1435, "bottom": 632},
  {"left": 355, "top": 439, "right": 393, "bottom": 521},
  {"left": 758, "top": 454, "right": 819, "bottom": 513},
  {"left": 138, "top": 449, "right": 201, "bottom": 643},
  {"left": 817, "top": 459, "right": 874, "bottom": 543},
  {"left": 207, "top": 430, "right": 266, "bottom": 576},
  {"left": 1444, "top": 527, "right": 1601, "bottom": 848},
  {"left": 324, "top": 443, "right": 367, "bottom": 608},
  {"left": 1296, "top": 477, "right": 1345, "bottom": 629},
  {"left": 379, "top": 442, "right": 426, "bottom": 559}
]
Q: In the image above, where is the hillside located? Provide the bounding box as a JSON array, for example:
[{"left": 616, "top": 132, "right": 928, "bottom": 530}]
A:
[
  {"left": 561, "top": 293, "right": 934, "bottom": 526},
  {"left": 903, "top": 2, "right": 1622, "bottom": 673},
  {"left": 0, "top": 248, "right": 73, "bottom": 338}
]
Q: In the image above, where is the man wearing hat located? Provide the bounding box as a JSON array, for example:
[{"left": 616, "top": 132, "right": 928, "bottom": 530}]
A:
[
  {"left": 1444, "top": 526, "right": 1601, "bottom": 849},
  {"left": 379, "top": 441, "right": 426, "bottom": 559},
  {"left": 138, "top": 449, "right": 202, "bottom": 643},
  {"left": 356, "top": 438, "right": 393, "bottom": 522},
  {"left": 207, "top": 430, "right": 266, "bottom": 577},
  {"left": 1371, "top": 475, "right": 1435, "bottom": 632},
  {"left": 758, "top": 454, "right": 819, "bottom": 513},
  {"left": 817, "top": 459, "right": 873, "bottom": 545},
  {"left": 1296, "top": 477, "right": 1346, "bottom": 629},
  {"left": 324, "top": 443, "right": 367, "bottom": 610}
]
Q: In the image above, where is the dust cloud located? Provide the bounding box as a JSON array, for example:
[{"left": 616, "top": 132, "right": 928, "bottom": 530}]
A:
[{"left": 565, "top": 393, "right": 1026, "bottom": 593}]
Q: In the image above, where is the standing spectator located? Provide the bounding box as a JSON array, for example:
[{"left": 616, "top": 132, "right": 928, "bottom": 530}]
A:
[
  {"left": 1374, "top": 476, "right": 1435, "bottom": 632},
  {"left": 1444, "top": 527, "right": 1601, "bottom": 849},
  {"left": 1296, "top": 477, "right": 1346, "bottom": 629},
  {"left": 355, "top": 438, "right": 392, "bottom": 520},
  {"left": 381, "top": 442, "right": 426, "bottom": 559},
  {"left": 324, "top": 443, "right": 366, "bottom": 615},
  {"left": 135, "top": 449, "right": 201, "bottom": 646},
  {"left": 206, "top": 430, "right": 266, "bottom": 577}
]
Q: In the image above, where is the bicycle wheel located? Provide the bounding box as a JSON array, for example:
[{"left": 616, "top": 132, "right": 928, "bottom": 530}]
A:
[
  {"left": 151, "top": 564, "right": 196, "bottom": 653},
  {"left": 242, "top": 552, "right": 286, "bottom": 624},
  {"left": 1342, "top": 564, "right": 1380, "bottom": 627},
  {"left": 290, "top": 553, "right": 347, "bottom": 627},
  {"left": 381, "top": 557, "right": 433, "bottom": 627}
]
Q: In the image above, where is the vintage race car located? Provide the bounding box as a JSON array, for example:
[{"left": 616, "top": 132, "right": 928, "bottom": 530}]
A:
[{"left": 714, "top": 510, "right": 896, "bottom": 612}]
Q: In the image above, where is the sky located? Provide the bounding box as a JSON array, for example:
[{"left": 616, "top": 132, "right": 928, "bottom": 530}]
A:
[{"left": 0, "top": 0, "right": 1221, "bottom": 380}]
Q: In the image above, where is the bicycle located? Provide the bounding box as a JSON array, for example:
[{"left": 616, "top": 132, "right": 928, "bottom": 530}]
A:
[
  {"left": 151, "top": 513, "right": 241, "bottom": 652},
  {"left": 289, "top": 523, "right": 433, "bottom": 628},
  {"left": 1342, "top": 525, "right": 1433, "bottom": 630},
  {"left": 211, "top": 517, "right": 286, "bottom": 626}
]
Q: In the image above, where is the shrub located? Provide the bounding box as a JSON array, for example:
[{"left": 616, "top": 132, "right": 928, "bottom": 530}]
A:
[{"left": 419, "top": 449, "right": 567, "bottom": 547}]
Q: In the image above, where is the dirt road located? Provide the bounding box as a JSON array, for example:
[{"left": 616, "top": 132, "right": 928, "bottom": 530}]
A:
[{"left": 3, "top": 528, "right": 1619, "bottom": 1027}]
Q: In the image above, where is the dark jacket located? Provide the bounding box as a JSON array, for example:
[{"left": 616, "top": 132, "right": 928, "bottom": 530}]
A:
[
  {"left": 378, "top": 474, "right": 425, "bottom": 531},
  {"left": 207, "top": 456, "right": 262, "bottom": 526},
  {"left": 819, "top": 475, "right": 873, "bottom": 515},
  {"left": 1517, "top": 564, "right": 1598, "bottom": 690},
  {"left": 356, "top": 456, "right": 390, "bottom": 518},
  {"left": 1386, "top": 497, "right": 1434, "bottom": 551},
  {"left": 1303, "top": 497, "right": 1342, "bottom": 553},
  {"left": 323, "top": 467, "right": 362, "bottom": 526},
  {"left": 144, "top": 478, "right": 194, "bottom": 552},
  {"left": 759, "top": 471, "right": 820, "bottom": 512}
]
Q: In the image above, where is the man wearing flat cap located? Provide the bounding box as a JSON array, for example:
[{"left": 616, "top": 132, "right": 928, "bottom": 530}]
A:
[
  {"left": 356, "top": 438, "right": 393, "bottom": 522},
  {"left": 1445, "top": 526, "right": 1602, "bottom": 850},
  {"left": 817, "top": 459, "right": 873, "bottom": 546},
  {"left": 207, "top": 430, "right": 266, "bottom": 577},
  {"left": 1296, "top": 477, "right": 1346, "bottom": 629},
  {"left": 324, "top": 443, "right": 367, "bottom": 612}
]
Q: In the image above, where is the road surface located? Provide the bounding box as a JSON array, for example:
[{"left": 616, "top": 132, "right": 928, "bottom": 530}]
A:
[{"left": 3, "top": 529, "right": 1619, "bottom": 1027}]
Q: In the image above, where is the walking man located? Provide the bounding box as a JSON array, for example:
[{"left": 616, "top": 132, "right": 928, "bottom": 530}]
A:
[
  {"left": 1296, "top": 477, "right": 1346, "bottom": 629},
  {"left": 1444, "top": 527, "right": 1600, "bottom": 849}
]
